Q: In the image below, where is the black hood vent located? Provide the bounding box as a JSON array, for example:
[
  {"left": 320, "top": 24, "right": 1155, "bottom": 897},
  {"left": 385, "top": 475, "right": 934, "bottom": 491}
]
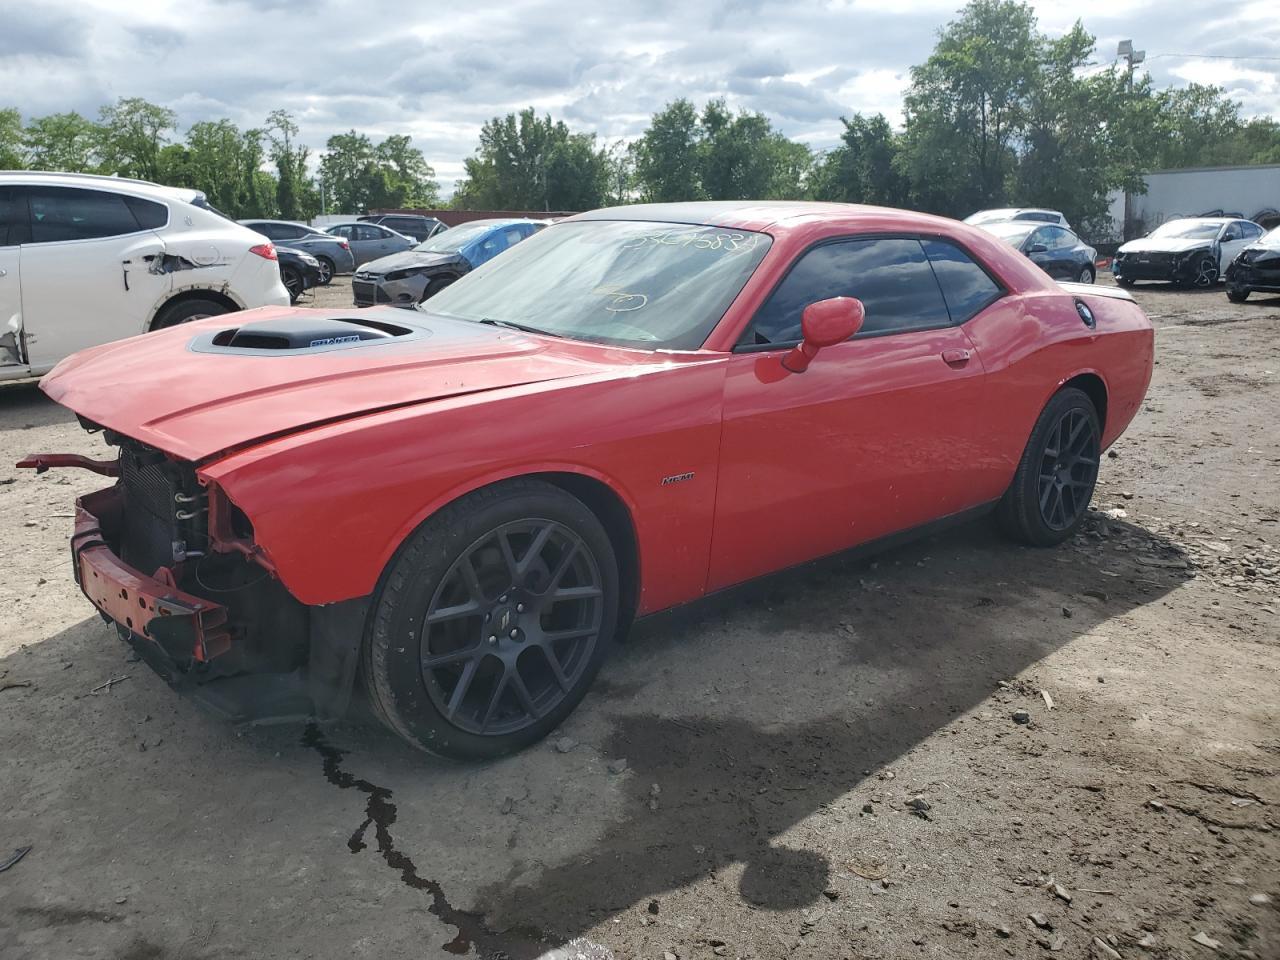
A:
[{"left": 191, "top": 316, "right": 424, "bottom": 356}]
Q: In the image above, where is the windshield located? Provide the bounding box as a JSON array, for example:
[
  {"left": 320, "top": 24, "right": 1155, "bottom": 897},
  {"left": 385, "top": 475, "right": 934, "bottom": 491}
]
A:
[
  {"left": 422, "top": 220, "right": 772, "bottom": 350},
  {"left": 415, "top": 221, "right": 502, "bottom": 253},
  {"left": 1151, "top": 220, "right": 1223, "bottom": 240},
  {"left": 981, "top": 221, "right": 1036, "bottom": 245},
  {"left": 1256, "top": 227, "right": 1280, "bottom": 248}
]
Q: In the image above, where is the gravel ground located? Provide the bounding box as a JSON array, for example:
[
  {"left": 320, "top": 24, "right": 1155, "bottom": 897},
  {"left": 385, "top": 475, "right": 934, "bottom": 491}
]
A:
[{"left": 0, "top": 277, "right": 1277, "bottom": 960}]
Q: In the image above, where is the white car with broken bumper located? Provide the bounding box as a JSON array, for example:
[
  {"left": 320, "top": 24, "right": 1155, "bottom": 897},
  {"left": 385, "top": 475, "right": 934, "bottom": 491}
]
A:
[{"left": 1, "top": 171, "right": 290, "bottom": 382}]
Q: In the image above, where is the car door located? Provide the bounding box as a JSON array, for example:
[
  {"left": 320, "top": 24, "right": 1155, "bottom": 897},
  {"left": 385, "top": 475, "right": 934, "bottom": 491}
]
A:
[
  {"left": 352, "top": 224, "right": 392, "bottom": 265},
  {"left": 707, "top": 236, "right": 994, "bottom": 592},
  {"left": 1217, "top": 221, "right": 1251, "bottom": 271},
  {"left": 17, "top": 186, "right": 173, "bottom": 372},
  {"left": 0, "top": 186, "right": 27, "bottom": 378}
]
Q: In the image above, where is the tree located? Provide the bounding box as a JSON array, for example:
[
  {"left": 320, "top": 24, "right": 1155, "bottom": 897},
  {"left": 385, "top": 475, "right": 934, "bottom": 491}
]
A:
[
  {"left": 899, "top": 0, "right": 1039, "bottom": 216},
  {"left": 453, "top": 109, "right": 609, "bottom": 210},
  {"left": 0, "top": 108, "right": 22, "bottom": 168},
  {"left": 810, "top": 113, "right": 907, "bottom": 206},
  {"left": 97, "top": 97, "right": 177, "bottom": 181},
  {"left": 632, "top": 99, "right": 703, "bottom": 202},
  {"left": 373, "top": 134, "right": 439, "bottom": 207},
  {"left": 22, "top": 112, "right": 100, "bottom": 172},
  {"left": 319, "top": 132, "right": 440, "bottom": 213},
  {"left": 264, "top": 109, "right": 315, "bottom": 220}
]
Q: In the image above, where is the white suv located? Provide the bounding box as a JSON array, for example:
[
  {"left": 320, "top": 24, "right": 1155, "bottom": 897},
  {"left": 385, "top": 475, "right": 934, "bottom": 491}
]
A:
[{"left": 1, "top": 171, "right": 290, "bottom": 382}]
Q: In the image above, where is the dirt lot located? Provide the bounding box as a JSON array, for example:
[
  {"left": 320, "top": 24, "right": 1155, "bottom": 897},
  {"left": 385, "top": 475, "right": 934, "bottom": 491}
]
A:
[{"left": 1, "top": 278, "right": 1277, "bottom": 960}]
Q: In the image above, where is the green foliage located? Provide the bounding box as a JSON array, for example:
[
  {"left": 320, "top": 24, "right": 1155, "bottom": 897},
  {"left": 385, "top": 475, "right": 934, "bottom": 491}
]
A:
[
  {"left": 631, "top": 98, "right": 810, "bottom": 202},
  {"left": 22, "top": 112, "right": 100, "bottom": 172},
  {"left": 97, "top": 97, "right": 178, "bottom": 181},
  {"left": 0, "top": 108, "right": 22, "bottom": 168},
  {"left": 452, "top": 108, "right": 609, "bottom": 211},
  {"left": 265, "top": 109, "right": 315, "bottom": 220},
  {"left": 810, "top": 113, "right": 908, "bottom": 206},
  {"left": 319, "top": 131, "right": 439, "bottom": 213}
]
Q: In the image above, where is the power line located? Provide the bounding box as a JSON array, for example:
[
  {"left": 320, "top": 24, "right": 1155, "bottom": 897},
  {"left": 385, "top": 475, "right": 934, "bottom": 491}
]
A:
[{"left": 1147, "top": 53, "right": 1280, "bottom": 63}]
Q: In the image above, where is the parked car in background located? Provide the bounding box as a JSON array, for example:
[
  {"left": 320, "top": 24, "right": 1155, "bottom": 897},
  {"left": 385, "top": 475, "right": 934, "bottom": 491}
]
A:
[
  {"left": 277, "top": 247, "right": 322, "bottom": 303},
  {"left": 239, "top": 219, "right": 354, "bottom": 283},
  {"left": 357, "top": 214, "right": 447, "bottom": 243},
  {"left": 1224, "top": 227, "right": 1280, "bottom": 302},
  {"left": 964, "top": 208, "right": 1071, "bottom": 230},
  {"left": 1112, "top": 217, "right": 1266, "bottom": 288},
  {"left": 977, "top": 220, "right": 1097, "bottom": 283},
  {"left": 0, "top": 171, "right": 289, "bottom": 382},
  {"left": 323, "top": 221, "right": 415, "bottom": 267},
  {"left": 25, "top": 201, "right": 1153, "bottom": 759},
  {"left": 352, "top": 218, "right": 544, "bottom": 307}
]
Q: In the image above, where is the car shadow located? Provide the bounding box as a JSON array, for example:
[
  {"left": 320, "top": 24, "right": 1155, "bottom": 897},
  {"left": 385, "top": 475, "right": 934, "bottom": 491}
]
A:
[
  {"left": 0, "top": 380, "right": 76, "bottom": 435},
  {"left": 0, "top": 512, "right": 1192, "bottom": 959}
]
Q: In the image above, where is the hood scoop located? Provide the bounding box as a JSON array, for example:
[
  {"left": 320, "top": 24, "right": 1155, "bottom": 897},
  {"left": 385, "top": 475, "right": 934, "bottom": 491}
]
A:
[{"left": 192, "top": 315, "right": 422, "bottom": 356}]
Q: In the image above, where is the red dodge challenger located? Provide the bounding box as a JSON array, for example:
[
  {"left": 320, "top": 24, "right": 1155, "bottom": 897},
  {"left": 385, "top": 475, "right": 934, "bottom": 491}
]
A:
[{"left": 22, "top": 202, "right": 1153, "bottom": 759}]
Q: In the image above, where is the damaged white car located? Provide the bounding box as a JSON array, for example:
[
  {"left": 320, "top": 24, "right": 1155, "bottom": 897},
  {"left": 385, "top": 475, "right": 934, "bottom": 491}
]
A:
[{"left": 1, "top": 171, "right": 290, "bottom": 381}]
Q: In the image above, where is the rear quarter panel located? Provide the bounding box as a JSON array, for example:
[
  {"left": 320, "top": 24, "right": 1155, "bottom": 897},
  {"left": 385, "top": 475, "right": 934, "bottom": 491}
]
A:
[
  {"left": 199, "top": 361, "right": 728, "bottom": 612},
  {"left": 962, "top": 286, "right": 1153, "bottom": 502}
]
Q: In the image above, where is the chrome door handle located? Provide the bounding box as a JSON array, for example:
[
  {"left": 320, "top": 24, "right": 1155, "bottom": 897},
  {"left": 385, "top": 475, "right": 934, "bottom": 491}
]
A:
[{"left": 942, "top": 348, "right": 971, "bottom": 365}]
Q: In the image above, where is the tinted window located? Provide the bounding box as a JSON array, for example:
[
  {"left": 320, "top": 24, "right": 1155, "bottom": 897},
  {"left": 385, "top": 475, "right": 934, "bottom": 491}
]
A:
[
  {"left": 746, "top": 238, "right": 950, "bottom": 345},
  {"left": 27, "top": 187, "right": 145, "bottom": 243},
  {"left": 1043, "top": 226, "right": 1075, "bottom": 250},
  {"left": 328, "top": 225, "right": 353, "bottom": 239},
  {"left": 1241, "top": 221, "right": 1264, "bottom": 239},
  {"left": 0, "top": 187, "right": 27, "bottom": 247},
  {"left": 1016, "top": 211, "right": 1058, "bottom": 223},
  {"left": 1222, "top": 224, "right": 1241, "bottom": 241},
  {"left": 921, "top": 239, "right": 1002, "bottom": 324},
  {"left": 123, "top": 195, "right": 167, "bottom": 230},
  {"left": 355, "top": 224, "right": 386, "bottom": 241}
]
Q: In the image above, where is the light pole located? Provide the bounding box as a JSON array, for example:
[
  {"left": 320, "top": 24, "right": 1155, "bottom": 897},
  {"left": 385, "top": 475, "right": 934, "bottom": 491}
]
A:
[{"left": 1118, "top": 40, "right": 1146, "bottom": 241}]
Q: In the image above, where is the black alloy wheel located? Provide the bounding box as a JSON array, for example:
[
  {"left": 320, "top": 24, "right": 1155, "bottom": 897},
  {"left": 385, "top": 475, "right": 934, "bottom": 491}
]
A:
[
  {"left": 282, "top": 266, "right": 304, "bottom": 303},
  {"left": 997, "top": 387, "right": 1101, "bottom": 546},
  {"left": 1036, "top": 407, "right": 1100, "bottom": 532},
  {"left": 363, "top": 479, "right": 618, "bottom": 759},
  {"left": 1227, "top": 283, "right": 1251, "bottom": 303},
  {"left": 421, "top": 275, "right": 456, "bottom": 302},
  {"left": 1192, "top": 255, "right": 1219, "bottom": 288}
]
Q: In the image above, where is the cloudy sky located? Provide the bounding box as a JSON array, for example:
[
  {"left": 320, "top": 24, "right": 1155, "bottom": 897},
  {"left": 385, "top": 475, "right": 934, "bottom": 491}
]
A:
[{"left": 1, "top": 0, "right": 1278, "bottom": 195}]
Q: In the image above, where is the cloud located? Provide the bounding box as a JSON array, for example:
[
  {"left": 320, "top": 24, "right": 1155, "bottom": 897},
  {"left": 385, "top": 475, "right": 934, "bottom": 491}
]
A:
[{"left": 0, "top": 0, "right": 1276, "bottom": 196}]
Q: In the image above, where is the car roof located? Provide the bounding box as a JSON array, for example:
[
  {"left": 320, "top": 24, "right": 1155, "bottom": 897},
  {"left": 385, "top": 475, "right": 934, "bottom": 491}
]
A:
[
  {"left": 1161, "top": 217, "right": 1237, "bottom": 227},
  {"left": 0, "top": 170, "right": 203, "bottom": 205},
  {"left": 570, "top": 201, "right": 964, "bottom": 235}
]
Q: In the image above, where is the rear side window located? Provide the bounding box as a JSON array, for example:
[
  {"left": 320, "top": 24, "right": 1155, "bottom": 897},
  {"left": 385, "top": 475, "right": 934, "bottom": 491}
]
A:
[
  {"left": 27, "top": 187, "right": 146, "bottom": 243},
  {"left": 921, "top": 239, "right": 1003, "bottom": 324},
  {"left": 355, "top": 224, "right": 386, "bottom": 241},
  {"left": 123, "top": 195, "right": 168, "bottom": 230},
  {"left": 0, "top": 187, "right": 28, "bottom": 247},
  {"left": 1241, "top": 221, "right": 1264, "bottom": 239},
  {"left": 745, "top": 237, "right": 951, "bottom": 345}
]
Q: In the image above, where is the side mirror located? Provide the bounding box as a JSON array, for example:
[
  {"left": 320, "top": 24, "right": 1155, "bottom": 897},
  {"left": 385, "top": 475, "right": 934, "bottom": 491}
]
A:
[
  {"left": 782, "top": 297, "right": 865, "bottom": 373},
  {"left": 1027, "top": 243, "right": 1048, "bottom": 254}
]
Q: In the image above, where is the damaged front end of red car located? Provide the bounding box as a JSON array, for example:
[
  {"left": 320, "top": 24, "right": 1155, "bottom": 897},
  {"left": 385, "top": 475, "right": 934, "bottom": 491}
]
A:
[{"left": 19, "top": 429, "right": 367, "bottom": 723}]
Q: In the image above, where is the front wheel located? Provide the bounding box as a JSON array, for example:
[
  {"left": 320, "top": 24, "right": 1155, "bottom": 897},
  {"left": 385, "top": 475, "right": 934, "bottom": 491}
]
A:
[
  {"left": 420, "top": 275, "right": 457, "bottom": 302},
  {"left": 1076, "top": 265, "right": 1095, "bottom": 284},
  {"left": 1227, "top": 283, "right": 1251, "bottom": 303},
  {"left": 282, "top": 266, "right": 304, "bottom": 303},
  {"left": 362, "top": 479, "right": 619, "bottom": 759},
  {"left": 316, "top": 257, "right": 335, "bottom": 285},
  {"left": 1115, "top": 276, "right": 1135, "bottom": 288},
  {"left": 1192, "top": 255, "right": 1219, "bottom": 288},
  {"left": 996, "top": 387, "right": 1101, "bottom": 546}
]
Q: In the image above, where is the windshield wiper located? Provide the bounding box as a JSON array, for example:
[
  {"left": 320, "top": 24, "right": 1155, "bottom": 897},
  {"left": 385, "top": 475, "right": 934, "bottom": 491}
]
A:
[{"left": 478, "top": 318, "right": 564, "bottom": 339}]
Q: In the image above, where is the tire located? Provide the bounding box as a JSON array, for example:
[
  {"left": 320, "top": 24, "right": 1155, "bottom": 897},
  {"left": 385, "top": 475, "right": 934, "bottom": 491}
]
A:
[
  {"left": 362, "top": 478, "right": 619, "bottom": 760},
  {"left": 996, "top": 387, "right": 1101, "bottom": 547},
  {"left": 1115, "top": 276, "right": 1135, "bottom": 288},
  {"left": 1075, "top": 265, "right": 1095, "bottom": 284},
  {"left": 316, "top": 257, "right": 335, "bottom": 285},
  {"left": 1192, "top": 255, "right": 1219, "bottom": 289},
  {"left": 281, "top": 266, "right": 303, "bottom": 303},
  {"left": 420, "top": 275, "right": 457, "bottom": 302},
  {"left": 150, "top": 297, "right": 232, "bottom": 331},
  {"left": 1227, "top": 283, "right": 1251, "bottom": 303}
]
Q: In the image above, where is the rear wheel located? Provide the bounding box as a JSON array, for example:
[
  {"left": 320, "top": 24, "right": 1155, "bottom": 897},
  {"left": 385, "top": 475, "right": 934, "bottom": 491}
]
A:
[
  {"left": 997, "top": 387, "right": 1101, "bottom": 546},
  {"left": 1115, "top": 276, "right": 1135, "bottom": 288},
  {"left": 362, "top": 479, "right": 619, "bottom": 759},
  {"left": 150, "top": 297, "right": 232, "bottom": 331},
  {"left": 316, "top": 257, "right": 335, "bottom": 285},
  {"left": 1076, "top": 265, "right": 1096, "bottom": 284}
]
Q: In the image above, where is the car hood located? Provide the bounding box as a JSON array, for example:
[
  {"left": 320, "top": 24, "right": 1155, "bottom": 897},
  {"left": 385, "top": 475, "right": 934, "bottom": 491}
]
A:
[
  {"left": 1118, "top": 236, "right": 1214, "bottom": 254},
  {"left": 358, "top": 250, "right": 462, "bottom": 275},
  {"left": 40, "top": 306, "right": 625, "bottom": 462}
]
